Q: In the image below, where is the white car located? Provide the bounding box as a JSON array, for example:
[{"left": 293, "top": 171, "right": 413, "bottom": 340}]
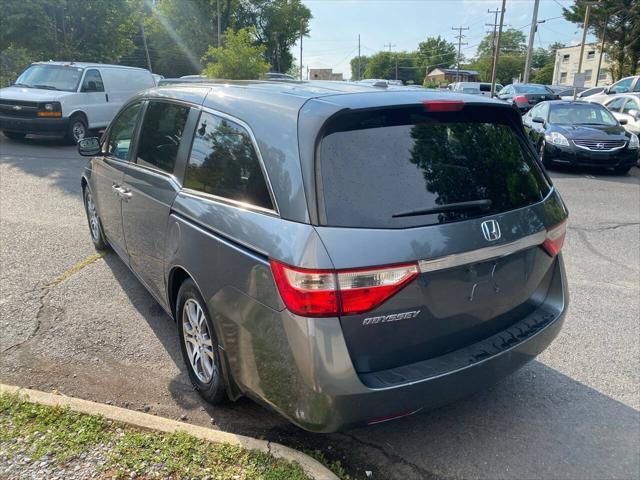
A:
[
  {"left": 603, "top": 93, "right": 640, "bottom": 135},
  {"left": 586, "top": 75, "right": 640, "bottom": 104},
  {"left": 0, "top": 61, "right": 155, "bottom": 143},
  {"left": 449, "top": 82, "right": 503, "bottom": 96}
]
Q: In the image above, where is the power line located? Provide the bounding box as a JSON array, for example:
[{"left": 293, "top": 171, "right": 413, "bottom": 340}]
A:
[{"left": 451, "top": 25, "right": 469, "bottom": 82}]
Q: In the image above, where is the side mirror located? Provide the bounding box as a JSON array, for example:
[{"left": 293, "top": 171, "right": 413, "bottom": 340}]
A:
[
  {"left": 619, "top": 118, "right": 628, "bottom": 125},
  {"left": 532, "top": 116, "right": 545, "bottom": 125},
  {"left": 78, "top": 137, "right": 101, "bottom": 155},
  {"left": 628, "top": 109, "right": 640, "bottom": 120}
]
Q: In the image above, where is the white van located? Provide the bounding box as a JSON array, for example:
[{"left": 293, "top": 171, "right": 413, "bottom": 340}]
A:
[
  {"left": 0, "top": 62, "right": 155, "bottom": 143},
  {"left": 449, "top": 82, "right": 503, "bottom": 96}
]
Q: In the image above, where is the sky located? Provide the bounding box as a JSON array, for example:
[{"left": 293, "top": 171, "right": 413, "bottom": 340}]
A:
[{"left": 295, "top": 0, "right": 596, "bottom": 79}]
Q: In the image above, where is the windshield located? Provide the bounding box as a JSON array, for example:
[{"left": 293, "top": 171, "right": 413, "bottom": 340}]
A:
[
  {"left": 319, "top": 106, "right": 551, "bottom": 229},
  {"left": 15, "top": 65, "right": 84, "bottom": 92},
  {"left": 514, "top": 84, "right": 553, "bottom": 94},
  {"left": 549, "top": 103, "right": 618, "bottom": 125}
]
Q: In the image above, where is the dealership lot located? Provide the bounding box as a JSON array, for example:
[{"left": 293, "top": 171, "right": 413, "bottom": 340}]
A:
[{"left": 0, "top": 135, "right": 638, "bottom": 479}]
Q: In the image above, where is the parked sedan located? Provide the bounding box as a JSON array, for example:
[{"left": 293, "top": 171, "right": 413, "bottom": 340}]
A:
[
  {"left": 79, "top": 82, "right": 569, "bottom": 432},
  {"left": 586, "top": 75, "right": 640, "bottom": 104},
  {"left": 603, "top": 93, "right": 640, "bottom": 135},
  {"left": 523, "top": 100, "right": 639, "bottom": 174},
  {"left": 496, "top": 83, "right": 559, "bottom": 113}
]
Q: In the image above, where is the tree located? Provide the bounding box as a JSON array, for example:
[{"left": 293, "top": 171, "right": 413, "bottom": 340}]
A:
[
  {"left": 350, "top": 55, "right": 369, "bottom": 80},
  {"left": 235, "top": 0, "right": 312, "bottom": 73},
  {"left": 531, "top": 62, "right": 554, "bottom": 84},
  {"left": 476, "top": 29, "right": 526, "bottom": 58},
  {"left": 563, "top": 0, "right": 640, "bottom": 81},
  {"left": 363, "top": 51, "right": 422, "bottom": 85},
  {"left": 202, "top": 27, "right": 270, "bottom": 79},
  {"left": 0, "top": 0, "right": 143, "bottom": 64},
  {"left": 417, "top": 36, "right": 457, "bottom": 73}
]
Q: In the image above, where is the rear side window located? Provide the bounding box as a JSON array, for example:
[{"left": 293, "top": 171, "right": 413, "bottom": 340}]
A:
[
  {"left": 184, "top": 112, "right": 274, "bottom": 211},
  {"left": 136, "top": 101, "right": 190, "bottom": 174},
  {"left": 318, "top": 106, "right": 551, "bottom": 228}
]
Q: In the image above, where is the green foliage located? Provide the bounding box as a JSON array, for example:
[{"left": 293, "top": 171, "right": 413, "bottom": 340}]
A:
[
  {"left": 0, "top": 0, "right": 143, "bottom": 65},
  {"left": 350, "top": 55, "right": 370, "bottom": 80},
  {"left": 363, "top": 51, "right": 422, "bottom": 85},
  {"left": 476, "top": 29, "right": 527, "bottom": 58},
  {"left": 305, "top": 449, "right": 352, "bottom": 480},
  {"left": 563, "top": 0, "right": 640, "bottom": 81},
  {"left": 531, "top": 62, "right": 555, "bottom": 85},
  {"left": 202, "top": 28, "right": 270, "bottom": 79},
  {"left": 0, "top": 392, "right": 310, "bottom": 479},
  {"left": 417, "top": 36, "right": 457, "bottom": 71},
  {"left": 235, "top": 0, "right": 312, "bottom": 73},
  {"left": 0, "top": 46, "right": 32, "bottom": 87},
  {"left": 469, "top": 54, "right": 526, "bottom": 85}
]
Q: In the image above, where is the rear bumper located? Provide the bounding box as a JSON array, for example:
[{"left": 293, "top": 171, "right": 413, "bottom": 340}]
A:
[
  {"left": 0, "top": 115, "right": 69, "bottom": 135},
  {"left": 545, "top": 143, "right": 637, "bottom": 168},
  {"left": 220, "top": 255, "right": 568, "bottom": 433}
]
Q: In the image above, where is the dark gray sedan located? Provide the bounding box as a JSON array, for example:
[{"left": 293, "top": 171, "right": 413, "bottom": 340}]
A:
[{"left": 79, "top": 82, "right": 569, "bottom": 432}]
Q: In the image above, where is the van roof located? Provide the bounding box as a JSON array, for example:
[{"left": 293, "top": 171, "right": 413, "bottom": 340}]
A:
[{"left": 32, "top": 61, "right": 150, "bottom": 72}]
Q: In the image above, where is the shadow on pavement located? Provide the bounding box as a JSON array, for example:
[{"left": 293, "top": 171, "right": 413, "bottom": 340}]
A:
[
  {"left": 548, "top": 164, "right": 640, "bottom": 186},
  {"left": 100, "top": 249, "right": 640, "bottom": 480}
]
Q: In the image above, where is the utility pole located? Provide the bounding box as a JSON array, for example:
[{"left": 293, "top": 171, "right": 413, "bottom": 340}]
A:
[
  {"left": 217, "top": 0, "right": 221, "bottom": 47},
  {"left": 523, "top": 0, "right": 540, "bottom": 83},
  {"left": 395, "top": 54, "right": 399, "bottom": 80},
  {"left": 595, "top": 13, "right": 608, "bottom": 87},
  {"left": 486, "top": 7, "right": 501, "bottom": 91},
  {"left": 299, "top": 19, "right": 303, "bottom": 80},
  {"left": 140, "top": 22, "right": 152, "bottom": 72},
  {"left": 357, "top": 34, "right": 361, "bottom": 80},
  {"left": 490, "top": 0, "right": 507, "bottom": 96},
  {"left": 384, "top": 42, "right": 396, "bottom": 53},
  {"left": 451, "top": 26, "right": 469, "bottom": 82},
  {"left": 575, "top": 3, "right": 592, "bottom": 99}
]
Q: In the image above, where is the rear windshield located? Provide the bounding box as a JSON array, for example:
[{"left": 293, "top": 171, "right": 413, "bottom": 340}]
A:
[
  {"left": 318, "top": 106, "right": 551, "bottom": 228},
  {"left": 514, "top": 84, "right": 552, "bottom": 94}
]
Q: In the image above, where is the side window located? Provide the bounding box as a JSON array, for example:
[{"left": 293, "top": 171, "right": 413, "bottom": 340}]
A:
[
  {"left": 184, "top": 111, "right": 274, "bottom": 211},
  {"left": 538, "top": 102, "right": 550, "bottom": 119},
  {"left": 622, "top": 99, "right": 640, "bottom": 114},
  {"left": 82, "top": 69, "right": 104, "bottom": 92},
  {"left": 611, "top": 78, "right": 632, "bottom": 94},
  {"left": 107, "top": 103, "right": 142, "bottom": 160},
  {"left": 605, "top": 97, "right": 625, "bottom": 112},
  {"left": 136, "top": 101, "right": 190, "bottom": 174}
]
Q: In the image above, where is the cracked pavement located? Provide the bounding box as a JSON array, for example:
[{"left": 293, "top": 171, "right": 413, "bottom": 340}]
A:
[{"left": 1, "top": 134, "right": 639, "bottom": 479}]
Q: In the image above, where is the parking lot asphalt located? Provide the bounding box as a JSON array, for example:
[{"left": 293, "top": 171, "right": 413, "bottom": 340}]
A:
[{"left": 1, "top": 133, "right": 639, "bottom": 480}]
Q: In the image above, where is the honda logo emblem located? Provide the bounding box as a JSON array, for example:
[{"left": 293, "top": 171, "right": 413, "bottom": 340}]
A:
[{"left": 481, "top": 220, "right": 501, "bottom": 242}]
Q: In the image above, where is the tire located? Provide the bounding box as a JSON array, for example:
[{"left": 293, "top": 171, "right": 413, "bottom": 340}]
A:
[
  {"left": 176, "top": 279, "right": 227, "bottom": 404},
  {"left": 539, "top": 140, "right": 552, "bottom": 169},
  {"left": 613, "top": 166, "right": 631, "bottom": 175},
  {"left": 65, "top": 114, "right": 87, "bottom": 144},
  {"left": 3, "top": 131, "right": 26, "bottom": 141},
  {"left": 83, "top": 187, "right": 109, "bottom": 250}
]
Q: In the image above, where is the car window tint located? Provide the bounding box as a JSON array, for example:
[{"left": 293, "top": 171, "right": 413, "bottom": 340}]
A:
[
  {"left": 184, "top": 112, "right": 274, "bottom": 210},
  {"left": 82, "top": 69, "right": 104, "bottom": 92},
  {"left": 611, "top": 78, "right": 632, "bottom": 93},
  {"left": 107, "top": 103, "right": 142, "bottom": 160},
  {"left": 605, "top": 97, "right": 625, "bottom": 112},
  {"left": 136, "top": 101, "right": 190, "bottom": 174}
]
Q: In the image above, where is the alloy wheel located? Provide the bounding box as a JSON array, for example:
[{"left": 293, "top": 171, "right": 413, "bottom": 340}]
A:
[
  {"left": 72, "top": 121, "right": 86, "bottom": 142},
  {"left": 182, "top": 298, "right": 217, "bottom": 383},
  {"left": 85, "top": 191, "right": 100, "bottom": 242}
]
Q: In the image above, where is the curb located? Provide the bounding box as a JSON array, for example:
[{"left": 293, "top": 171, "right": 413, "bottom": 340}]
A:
[{"left": 0, "top": 384, "right": 338, "bottom": 480}]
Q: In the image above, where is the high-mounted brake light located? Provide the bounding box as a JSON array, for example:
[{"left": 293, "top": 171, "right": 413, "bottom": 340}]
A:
[
  {"left": 270, "top": 260, "right": 419, "bottom": 317},
  {"left": 422, "top": 100, "right": 464, "bottom": 112},
  {"left": 542, "top": 220, "right": 567, "bottom": 257}
]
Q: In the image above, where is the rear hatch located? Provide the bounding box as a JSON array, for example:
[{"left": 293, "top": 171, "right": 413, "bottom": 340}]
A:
[{"left": 312, "top": 101, "right": 567, "bottom": 374}]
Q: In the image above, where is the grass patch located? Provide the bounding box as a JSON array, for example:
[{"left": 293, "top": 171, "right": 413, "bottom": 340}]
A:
[
  {"left": 0, "top": 392, "right": 310, "bottom": 479},
  {"left": 305, "top": 450, "right": 352, "bottom": 480}
]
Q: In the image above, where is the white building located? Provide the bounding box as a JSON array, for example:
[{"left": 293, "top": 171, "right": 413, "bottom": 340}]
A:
[{"left": 552, "top": 43, "right": 612, "bottom": 87}]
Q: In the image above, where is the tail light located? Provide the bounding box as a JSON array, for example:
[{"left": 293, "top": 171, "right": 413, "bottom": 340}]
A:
[
  {"left": 270, "top": 260, "right": 419, "bottom": 317},
  {"left": 514, "top": 95, "right": 529, "bottom": 105},
  {"left": 542, "top": 220, "right": 567, "bottom": 257},
  {"left": 422, "top": 100, "right": 464, "bottom": 112}
]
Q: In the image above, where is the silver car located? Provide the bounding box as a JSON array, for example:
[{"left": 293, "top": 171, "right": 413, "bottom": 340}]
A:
[{"left": 79, "top": 81, "right": 569, "bottom": 432}]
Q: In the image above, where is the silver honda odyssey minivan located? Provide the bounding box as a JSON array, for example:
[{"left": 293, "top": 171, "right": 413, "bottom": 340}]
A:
[{"left": 79, "top": 81, "right": 569, "bottom": 432}]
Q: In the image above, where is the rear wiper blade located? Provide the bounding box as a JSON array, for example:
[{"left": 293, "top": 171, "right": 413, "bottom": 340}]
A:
[
  {"left": 392, "top": 199, "right": 492, "bottom": 218},
  {"left": 33, "top": 84, "right": 60, "bottom": 90}
]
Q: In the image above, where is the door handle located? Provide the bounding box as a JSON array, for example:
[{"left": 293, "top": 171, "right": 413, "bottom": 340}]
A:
[{"left": 112, "top": 184, "right": 132, "bottom": 201}]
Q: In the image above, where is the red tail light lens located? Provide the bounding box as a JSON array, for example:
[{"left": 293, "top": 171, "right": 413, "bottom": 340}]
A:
[
  {"left": 269, "top": 260, "right": 419, "bottom": 317},
  {"left": 514, "top": 95, "right": 529, "bottom": 105},
  {"left": 542, "top": 220, "right": 567, "bottom": 257},
  {"left": 422, "top": 100, "right": 464, "bottom": 112}
]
